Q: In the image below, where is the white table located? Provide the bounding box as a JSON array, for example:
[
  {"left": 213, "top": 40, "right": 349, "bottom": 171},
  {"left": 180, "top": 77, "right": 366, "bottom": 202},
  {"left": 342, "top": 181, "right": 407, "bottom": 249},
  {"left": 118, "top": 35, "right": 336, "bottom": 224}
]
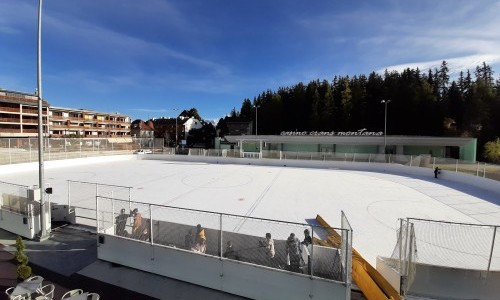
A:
[
  {"left": 12, "top": 277, "right": 44, "bottom": 298},
  {"left": 64, "top": 292, "right": 88, "bottom": 300}
]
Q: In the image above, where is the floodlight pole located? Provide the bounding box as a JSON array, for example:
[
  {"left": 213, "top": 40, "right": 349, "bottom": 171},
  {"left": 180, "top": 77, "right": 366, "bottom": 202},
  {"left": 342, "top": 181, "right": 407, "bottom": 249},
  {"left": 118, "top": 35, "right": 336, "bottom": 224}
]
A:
[
  {"left": 173, "top": 109, "right": 179, "bottom": 147},
  {"left": 254, "top": 105, "right": 260, "bottom": 136},
  {"left": 37, "top": 0, "right": 49, "bottom": 240},
  {"left": 381, "top": 99, "right": 391, "bottom": 154}
]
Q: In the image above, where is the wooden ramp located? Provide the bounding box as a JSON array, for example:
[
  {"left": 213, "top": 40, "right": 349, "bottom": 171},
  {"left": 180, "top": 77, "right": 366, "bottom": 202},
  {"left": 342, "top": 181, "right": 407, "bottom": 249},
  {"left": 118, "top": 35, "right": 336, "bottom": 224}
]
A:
[{"left": 315, "top": 214, "right": 401, "bottom": 300}]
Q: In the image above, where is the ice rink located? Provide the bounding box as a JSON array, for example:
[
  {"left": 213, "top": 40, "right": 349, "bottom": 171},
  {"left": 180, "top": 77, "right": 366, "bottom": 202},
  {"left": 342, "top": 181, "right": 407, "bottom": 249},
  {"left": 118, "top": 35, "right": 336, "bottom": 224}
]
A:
[{"left": 2, "top": 157, "right": 500, "bottom": 267}]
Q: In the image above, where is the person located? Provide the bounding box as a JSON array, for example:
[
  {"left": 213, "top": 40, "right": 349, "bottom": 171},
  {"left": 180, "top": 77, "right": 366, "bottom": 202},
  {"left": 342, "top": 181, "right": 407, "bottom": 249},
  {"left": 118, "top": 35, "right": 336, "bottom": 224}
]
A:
[
  {"left": 115, "top": 208, "right": 129, "bottom": 237},
  {"left": 194, "top": 224, "right": 206, "bottom": 253},
  {"left": 223, "top": 241, "right": 239, "bottom": 260},
  {"left": 185, "top": 229, "right": 194, "bottom": 250},
  {"left": 434, "top": 167, "right": 440, "bottom": 179},
  {"left": 259, "top": 233, "right": 276, "bottom": 267},
  {"left": 301, "top": 229, "right": 312, "bottom": 247},
  {"left": 286, "top": 233, "right": 301, "bottom": 272},
  {"left": 132, "top": 208, "right": 143, "bottom": 239}
]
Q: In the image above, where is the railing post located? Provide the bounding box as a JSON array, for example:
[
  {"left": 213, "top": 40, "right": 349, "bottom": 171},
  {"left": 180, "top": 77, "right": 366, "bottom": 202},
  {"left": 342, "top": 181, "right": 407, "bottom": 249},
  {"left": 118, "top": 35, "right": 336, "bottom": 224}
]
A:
[
  {"left": 399, "top": 218, "right": 403, "bottom": 271},
  {"left": 149, "top": 204, "right": 154, "bottom": 245},
  {"left": 8, "top": 138, "right": 12, "bottom": 164},
  {"left": 410, "top": 155, "right": 412, "bottom": 167},
  {"left": 455, "top": 159, "right": 458, "bottom": 172},
  {"left": 368, "top": 154, "right": 371, "bottom": 163},
  {"left": 29, "top": 137, "right": 32, "bottom": 162},
  {"left": 486, "top": 226, "right": 497, "bottom": 275},
  {"left": 67, "top": 181, "right": 71, "bottom": 209},
  {"left": 128, "top": 188, "right": 132, "bottom": 211},
  {"left": 96, "top": 195, "right": 99, "bottom": 234},
  {"left": 219, "top": 213, "right": 223, "bottom": 259},
  {"left": 310, "top": 225, "right": 314, "bottom": 277},
  {"left": 483, "top": 164, "right": 486, "bottom": 178},
  {"left": 476, "top": 162, "right": 480, "bottom": 177},
  {"left": 353, "top": 153, "right": 356, "bottom": 162},
  {"left": 432, "top": 157, "right": 435, "bottom": 170}
]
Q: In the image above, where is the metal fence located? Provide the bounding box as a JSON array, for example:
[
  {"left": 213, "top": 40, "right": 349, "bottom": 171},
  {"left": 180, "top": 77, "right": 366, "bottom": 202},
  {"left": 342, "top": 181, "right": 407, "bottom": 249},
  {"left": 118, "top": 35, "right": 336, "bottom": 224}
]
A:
[
  {"left": 0, "top": 180, "right": 34, "bottom": 216},
  {"left": 175, "top": 149, "right": 500, "bottom": 182},
  {"left": 387, "top": 218, "right": 499, "bottom": 278},
  {"left": 67, "top": 180, "right": 132, "bottom": 227},
  {"left": 96, "top": 196, "right": 352, "bottom": 283},
  {"left": 1, "top": 137, "right": 499, "bottom": 182},
  {"left": 0, "top": 137, "right": 142, "bottom": 164}
]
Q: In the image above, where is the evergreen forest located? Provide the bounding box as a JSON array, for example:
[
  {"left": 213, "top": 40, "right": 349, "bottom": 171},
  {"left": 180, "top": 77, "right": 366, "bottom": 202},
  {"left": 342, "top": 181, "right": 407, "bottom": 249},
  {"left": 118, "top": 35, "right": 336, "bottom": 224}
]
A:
[{"left": 217, "top": 61, "right": 500, "bottom": 162}]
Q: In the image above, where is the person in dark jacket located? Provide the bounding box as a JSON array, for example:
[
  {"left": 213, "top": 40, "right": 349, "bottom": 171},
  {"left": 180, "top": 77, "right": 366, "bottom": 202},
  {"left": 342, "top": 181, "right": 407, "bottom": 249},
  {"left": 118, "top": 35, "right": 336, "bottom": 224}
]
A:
[
  {"left": 223, "top": 241, "right": 239, "bottom": 260},
  {"left": 115, "top": 208, "right": 129, "bottom": 236},
  {"left": 434, "top": 167, "right": 440, "bottom": 178},
  {"left": 301, "top": 229, "right": 312, "bottom": 247},
  {"left": 286, "top": 233, "right": 301, "bottom": 272}
]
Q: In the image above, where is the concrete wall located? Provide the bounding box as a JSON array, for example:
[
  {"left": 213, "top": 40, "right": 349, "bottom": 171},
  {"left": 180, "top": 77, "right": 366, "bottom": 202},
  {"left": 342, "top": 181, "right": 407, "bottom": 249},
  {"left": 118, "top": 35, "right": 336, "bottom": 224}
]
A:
[
  {"left": 0, "top": 154, "right": 135, "bottom": 175},
  {"left": 142, "top": 155, "right": 500, "bottom": 197},
  {"left": 0, "top": 209, "right": 36, "bottom": 239},
  {"left": 409, "top": 263, "right": 500, "bottom": 300},
  {"left": 98, "top": 235, "right": 349, "bottom": 300},
  {"left": 376, "top": 256, "right": 500, "bottom": 300}
]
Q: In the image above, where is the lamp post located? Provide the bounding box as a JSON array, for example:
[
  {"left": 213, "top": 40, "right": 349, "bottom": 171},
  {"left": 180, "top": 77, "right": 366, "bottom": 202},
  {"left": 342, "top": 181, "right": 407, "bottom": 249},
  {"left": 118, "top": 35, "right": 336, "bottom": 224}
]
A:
[
  {"left": 37, "top": 0, "right": 49, "bottom": 240},
  {"left": 254, "top": 105, "right": 260, "bottom": 136},
  {"left": 381, "top": 99, "right": 391, "bottom": 154},
  {"left": 172, "top": 109, "right": 179, "bottom": 147}
]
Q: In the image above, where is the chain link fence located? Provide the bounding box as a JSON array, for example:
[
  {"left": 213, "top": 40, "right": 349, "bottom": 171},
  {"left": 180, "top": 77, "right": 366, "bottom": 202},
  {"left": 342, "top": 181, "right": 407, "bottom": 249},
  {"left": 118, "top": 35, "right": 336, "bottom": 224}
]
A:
[
  {"left": 0, "top": 180, "right": 34, "bottom": 216},
  {"left": 67, "top": 180, "right": 132, "bottom": 227},
  {"left": 2, "top": 137, "right": 499, "bottom": 181},
  {"left": 383, "top": 218, "right": 499, "bottom": 295},
  {"left": 97, "top": 197, "right": 351, "bottom": 283}
]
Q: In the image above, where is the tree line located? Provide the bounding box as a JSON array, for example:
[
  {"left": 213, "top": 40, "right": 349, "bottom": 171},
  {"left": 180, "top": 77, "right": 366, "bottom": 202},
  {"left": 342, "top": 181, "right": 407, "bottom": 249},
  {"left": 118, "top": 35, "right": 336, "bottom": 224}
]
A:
[{"left": 217, "top": 61, "right": 500, "bottom": 162}]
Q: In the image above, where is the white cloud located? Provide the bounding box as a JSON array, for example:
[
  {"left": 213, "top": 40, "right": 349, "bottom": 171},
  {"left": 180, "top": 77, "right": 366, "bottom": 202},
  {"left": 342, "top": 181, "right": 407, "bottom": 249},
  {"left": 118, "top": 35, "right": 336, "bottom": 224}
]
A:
[{"left": 378, "top": 54, "right": 500, "bottom": 76}]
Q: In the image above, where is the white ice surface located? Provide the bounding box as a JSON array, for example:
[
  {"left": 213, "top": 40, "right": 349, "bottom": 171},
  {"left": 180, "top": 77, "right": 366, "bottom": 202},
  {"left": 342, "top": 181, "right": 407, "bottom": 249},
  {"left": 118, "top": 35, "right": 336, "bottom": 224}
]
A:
[{"left": 1, "top": 159, "right": 499, "bottom": 268}]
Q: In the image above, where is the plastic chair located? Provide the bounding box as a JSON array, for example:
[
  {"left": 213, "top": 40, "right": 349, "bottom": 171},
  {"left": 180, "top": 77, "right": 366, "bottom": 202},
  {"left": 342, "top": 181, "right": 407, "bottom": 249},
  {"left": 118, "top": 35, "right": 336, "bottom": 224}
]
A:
[
  {"left": 5, "top": 287, "right": 14, "bottom": 296},
  {"left": 25, "top": 276, "right": 45, "bottom": 294},
  {"left": 6, "top": 287, "right": 25, "bottom": 300},
  {"left": 61, "top": 289, "right": 83, "bottom": 299},
  {"left": 34, "top": 284, "right": 55, "bottom": 300},
  {"left": 88, "top": 293, "right": 100, "bottom": 300},
  {"left": 25, "top": 276, "right": 44, "bottom": 282}
]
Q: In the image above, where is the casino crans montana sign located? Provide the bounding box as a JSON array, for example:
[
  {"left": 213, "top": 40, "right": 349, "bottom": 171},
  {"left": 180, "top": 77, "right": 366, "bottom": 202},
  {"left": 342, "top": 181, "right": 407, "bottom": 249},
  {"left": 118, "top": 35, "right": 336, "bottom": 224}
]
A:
[{"left": 280, "top": 128, "right": 383, "bottom": 136}]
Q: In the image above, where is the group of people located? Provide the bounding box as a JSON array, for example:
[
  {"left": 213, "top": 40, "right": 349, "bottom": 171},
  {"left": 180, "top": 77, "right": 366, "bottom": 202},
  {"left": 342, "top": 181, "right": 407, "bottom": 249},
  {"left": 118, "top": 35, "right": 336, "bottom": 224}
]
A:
[
  {"left": 258, "top": 229, "right": 312, "bottom": 272},
  {"left": 115, "top": 208, "right": 149, "bottom": 240},
  {"left": 185, "top": 224, "right": 207, "bottom": 253},
  {"left": 118, "top": 213, "right": 314, "bottom": 274}
]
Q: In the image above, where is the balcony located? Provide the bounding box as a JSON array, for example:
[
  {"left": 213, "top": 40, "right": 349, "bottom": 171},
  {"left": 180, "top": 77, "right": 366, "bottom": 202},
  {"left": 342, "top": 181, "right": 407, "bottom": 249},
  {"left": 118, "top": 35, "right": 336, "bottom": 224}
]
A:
[
  {"left": 0, "top": 117, "right": 21, "bottom": 123},
  {"left": 0, "top": 107, "right": 21, "bottom": 113}
]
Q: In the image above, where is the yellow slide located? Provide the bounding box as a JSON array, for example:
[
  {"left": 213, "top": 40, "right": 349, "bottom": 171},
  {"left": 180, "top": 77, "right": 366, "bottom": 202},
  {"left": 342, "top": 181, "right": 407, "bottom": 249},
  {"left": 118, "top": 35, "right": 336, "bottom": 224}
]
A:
[{"left": 315, "top": 215, "right": 400, "bottom": 300}]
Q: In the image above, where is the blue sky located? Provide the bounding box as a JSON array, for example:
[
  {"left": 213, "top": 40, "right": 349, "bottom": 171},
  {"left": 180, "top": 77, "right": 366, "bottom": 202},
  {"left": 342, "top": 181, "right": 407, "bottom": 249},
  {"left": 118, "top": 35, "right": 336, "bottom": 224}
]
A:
[{"left": 1, "top": 0, "right": 499, "bottom": 122}]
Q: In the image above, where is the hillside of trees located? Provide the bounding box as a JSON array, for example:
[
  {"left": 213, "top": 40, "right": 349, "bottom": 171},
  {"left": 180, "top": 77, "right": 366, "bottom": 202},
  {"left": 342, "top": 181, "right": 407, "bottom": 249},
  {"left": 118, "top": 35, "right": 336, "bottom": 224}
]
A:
[{"left": 217, "top": 61, "right": 500, "bottom": 162}]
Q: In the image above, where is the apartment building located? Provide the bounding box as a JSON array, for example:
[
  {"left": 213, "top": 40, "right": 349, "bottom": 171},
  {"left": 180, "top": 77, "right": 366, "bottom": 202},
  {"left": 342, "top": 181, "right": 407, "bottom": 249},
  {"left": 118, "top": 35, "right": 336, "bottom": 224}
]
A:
[
  {"left": 0, "top": 89, "right": 131, "bottom": 138},
  {"left": 0, "top": 89, "right": 49, "bottom": 137},
  {"left": 49, "top": 107, "right": 131, "bottom": 137}
]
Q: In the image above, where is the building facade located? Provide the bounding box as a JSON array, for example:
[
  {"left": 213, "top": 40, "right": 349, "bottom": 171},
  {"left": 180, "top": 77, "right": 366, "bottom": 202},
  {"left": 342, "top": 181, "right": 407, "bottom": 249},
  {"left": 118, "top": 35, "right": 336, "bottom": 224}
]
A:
[
  {"left": 0, "top": 89, "right": 49, "bottom": 137},
  {"left": 0, "top": 89, "right": 131, "bottom": 138},
  {"left": 221, "top": 133, "right": 477, "bottom": 162},
  {"left": 49, "top": 106, "right": 131, "bottom": 137}
]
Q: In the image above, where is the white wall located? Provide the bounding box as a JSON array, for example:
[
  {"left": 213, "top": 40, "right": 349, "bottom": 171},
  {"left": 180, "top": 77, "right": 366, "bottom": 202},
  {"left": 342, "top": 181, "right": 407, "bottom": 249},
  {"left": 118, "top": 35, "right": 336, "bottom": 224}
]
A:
[
  {"left": 376, "top": 256, "right": 500, "bottom": 300},
  {"left": 142, "top": 155, "right": 500, "bottom": 196},
  {"left": 98, "top": 235, "right": 349, "bottom": 300},
  {"left": 0, "top": 210, "right": 36, "bottom": 239},
  {"left": 0, "top": 155, "right": 136, "bottom": 175},
  {"left": 409, "top": 263, "right": 500, "bottom": 300}
]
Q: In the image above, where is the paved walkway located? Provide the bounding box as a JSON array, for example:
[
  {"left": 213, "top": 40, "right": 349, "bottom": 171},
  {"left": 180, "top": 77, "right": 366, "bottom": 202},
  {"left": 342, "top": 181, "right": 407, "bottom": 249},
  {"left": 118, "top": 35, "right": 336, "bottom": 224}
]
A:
[
  {"left": 0, "top": 224, "right": 252, "bottom": 300},
  {"left": 0, "top": 226, "right": 157, "bottom": 300}
]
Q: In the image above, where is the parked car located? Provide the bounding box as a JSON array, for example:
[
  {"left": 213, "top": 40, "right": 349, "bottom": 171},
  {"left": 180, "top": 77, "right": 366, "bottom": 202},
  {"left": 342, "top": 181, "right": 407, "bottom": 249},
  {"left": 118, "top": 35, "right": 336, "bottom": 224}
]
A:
[{"left": 134, "top": 149, "right": 153, "bottom": 154}]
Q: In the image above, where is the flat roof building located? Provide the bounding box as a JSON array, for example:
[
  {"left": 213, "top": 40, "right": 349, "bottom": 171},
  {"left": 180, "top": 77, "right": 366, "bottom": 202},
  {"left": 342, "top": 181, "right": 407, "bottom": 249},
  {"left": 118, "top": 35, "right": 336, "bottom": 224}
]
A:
[{"left": 221, "top": 132, "right": 477, "bottom": 162}]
